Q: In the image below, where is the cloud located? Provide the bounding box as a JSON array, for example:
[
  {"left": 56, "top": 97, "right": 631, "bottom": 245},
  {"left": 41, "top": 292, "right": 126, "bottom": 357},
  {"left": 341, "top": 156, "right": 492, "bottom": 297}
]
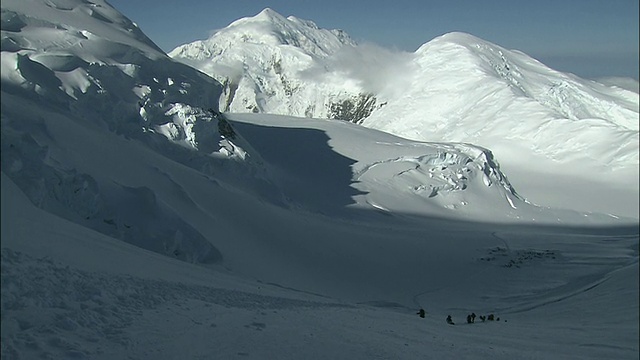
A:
[
  {"left": 205, "top": 60, "right": 245, "bottom": 83},
  {"left": 302, "top": 42, "right": 416, "bottom": 97},
  {"left": 594, "top": 77, "right": 639, "bottom": 94}
]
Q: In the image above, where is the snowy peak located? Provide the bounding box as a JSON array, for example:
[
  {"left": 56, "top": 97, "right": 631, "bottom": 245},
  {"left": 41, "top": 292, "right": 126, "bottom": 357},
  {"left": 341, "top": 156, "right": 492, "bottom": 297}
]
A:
[
  {"left": 358, "top": 31, "right": 639, "bottom": 216},
  {"left": 417, "top": 31, "right": 492, "bottom": 50},
  {"left": 225, "top": 7, "right": 355, "bottom": 56},
  {"left": 170, "top": 7, "right": 354, "bottom": 61},
  {"left": 413, "top": 32, "right": 638, "bottom": 131},
  {"left": 230, "top": 7, "right": 287, "bottom": 27},
  {"left": 169, "top": 8, "right": 369, "bottom": 119}
]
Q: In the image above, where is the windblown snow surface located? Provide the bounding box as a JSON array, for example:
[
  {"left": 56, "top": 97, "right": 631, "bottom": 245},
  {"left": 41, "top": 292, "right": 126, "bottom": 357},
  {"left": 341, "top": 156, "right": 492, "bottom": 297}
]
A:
[{"left": 1, "top": 1, "right": 639, "bottom": 359}]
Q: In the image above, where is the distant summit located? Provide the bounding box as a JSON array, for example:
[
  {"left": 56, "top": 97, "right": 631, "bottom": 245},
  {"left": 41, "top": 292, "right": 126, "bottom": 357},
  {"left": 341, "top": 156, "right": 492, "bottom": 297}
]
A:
[
  {"left": 238, "top": 7, "right": 284, "bottom": 22},
  {"left": 170, "top": 7, "right": 354, "bottom": 59},
  {"left": 169, "top": 8, "right": 369, "bottom": 121}
]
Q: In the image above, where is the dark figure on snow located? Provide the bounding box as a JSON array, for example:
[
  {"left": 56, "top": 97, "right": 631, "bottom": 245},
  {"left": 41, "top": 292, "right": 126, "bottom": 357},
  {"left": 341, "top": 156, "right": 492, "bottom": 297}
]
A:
[
  {"left": 470, "top": 312, "right": 476, "bottom": 323},
  {"left": 446, "top": 315, "right": 455, "bottom": 325},
  {"left": 479, "top": 315, "right": 486, "bottom": 322},
  {"left": 417, "top": 308, "right": 425, "bottom": 318},
  {"left": 466, "top": 314, "right": 472, "bottom": 324},
  {"left": 488, "top": 314, "right": 495, "bottom": 321}
]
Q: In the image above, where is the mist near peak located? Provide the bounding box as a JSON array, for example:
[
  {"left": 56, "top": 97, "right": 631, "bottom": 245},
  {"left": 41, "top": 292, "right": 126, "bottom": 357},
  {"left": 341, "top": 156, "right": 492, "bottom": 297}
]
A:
[
  {"left": 595, "top": 76, "right": 640, "bottom": 94},
  {"left": 301, "top": 42, "right": 416, "bottom": 97}
]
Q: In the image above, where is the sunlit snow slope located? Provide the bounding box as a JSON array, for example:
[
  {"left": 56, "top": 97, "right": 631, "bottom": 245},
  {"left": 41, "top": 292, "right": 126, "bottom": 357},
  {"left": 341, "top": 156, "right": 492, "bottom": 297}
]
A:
[
  {"left": 171, "top": 9, "right": 639, "bottom": 219},
  {"left": 1, "top": 1, "right": 638, "bottom": 359},
  {"left": 364, "top": 32, "right": 639, "bottom": 218}
]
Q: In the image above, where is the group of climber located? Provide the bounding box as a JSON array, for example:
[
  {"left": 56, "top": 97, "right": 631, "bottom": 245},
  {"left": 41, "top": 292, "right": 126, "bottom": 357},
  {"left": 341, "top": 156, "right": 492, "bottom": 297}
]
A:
[{"left": 416, "top": 308, "right": 503, "bottom": 325}]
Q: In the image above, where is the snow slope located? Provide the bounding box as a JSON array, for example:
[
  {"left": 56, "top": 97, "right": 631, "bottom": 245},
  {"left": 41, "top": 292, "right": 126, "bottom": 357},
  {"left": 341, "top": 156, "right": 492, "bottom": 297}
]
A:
[
  {"left": 1, "top": 0, "right": 226, "bottom": 262},
  {"left": 1, "top": 0, "right": 222, "bottom": 135},
  {"left": 3, "top": 171, "right": 638, "bottom": 359},
  {"left": 4, "top": 169, "right": 638, "bottom": 359},
  {"left": 1, "top": 1, "right": 639, "bottom": 359},
  {"left": 171, "top": 9, "right": 639, "bottom": 219}
]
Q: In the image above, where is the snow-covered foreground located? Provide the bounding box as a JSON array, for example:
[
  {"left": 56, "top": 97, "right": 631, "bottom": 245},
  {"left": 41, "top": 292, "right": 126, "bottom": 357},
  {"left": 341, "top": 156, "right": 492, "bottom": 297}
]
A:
[
  {"left": 1, "top": 153, "right": 638, "bottom": 359},
  {"left": 2, "top": 106, "right": 638, "bottom": 358},
  {"left": 1, "top": 0, "right": 639, "bottom": 359},
  {"left": 2, "top": 148, "right": 639, "bottom": 359}
]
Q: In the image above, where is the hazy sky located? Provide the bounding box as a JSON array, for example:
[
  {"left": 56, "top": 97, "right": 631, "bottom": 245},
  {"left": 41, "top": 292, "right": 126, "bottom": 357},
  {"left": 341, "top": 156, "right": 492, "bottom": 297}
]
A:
[{"left": 107, "top": 0, "right": 639, "bottom": 80}]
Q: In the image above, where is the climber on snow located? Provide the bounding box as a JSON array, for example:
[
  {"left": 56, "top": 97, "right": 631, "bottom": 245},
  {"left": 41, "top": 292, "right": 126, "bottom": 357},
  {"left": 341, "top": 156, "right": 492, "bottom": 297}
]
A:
[{"left": 446, "top": 315, "right": 455, "bottom": 325}]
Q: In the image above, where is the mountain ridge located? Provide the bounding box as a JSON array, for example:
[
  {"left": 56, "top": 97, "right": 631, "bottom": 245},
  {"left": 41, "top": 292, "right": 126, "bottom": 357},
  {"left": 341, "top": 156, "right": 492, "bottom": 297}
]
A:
[{"left": 169, "top": 9, "right": 639, "bottom": 217}]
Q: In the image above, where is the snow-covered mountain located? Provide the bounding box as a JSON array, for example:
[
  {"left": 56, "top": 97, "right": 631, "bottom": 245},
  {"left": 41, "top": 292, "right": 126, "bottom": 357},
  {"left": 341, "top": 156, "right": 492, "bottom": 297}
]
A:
[
  {"left": 1, "top": 1, "right": 638, "bottom": 359},
  {"left": 170, "top": 9, "right": 639, "bottom": 218},
  {"left": 364, "top": 32, "right": 639, "bottom": 217},
  {"left": 169, "top": 8, "right": 380, "bottom": 122},
  {"left": 3, "top": 0, "right": 566, "bottom": 265}
]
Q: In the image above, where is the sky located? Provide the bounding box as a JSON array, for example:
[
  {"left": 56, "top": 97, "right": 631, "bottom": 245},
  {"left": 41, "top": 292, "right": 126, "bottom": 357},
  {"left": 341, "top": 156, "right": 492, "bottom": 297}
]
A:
[{"left": 107, "top": 0, "right": 639, "bottom": 80}]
